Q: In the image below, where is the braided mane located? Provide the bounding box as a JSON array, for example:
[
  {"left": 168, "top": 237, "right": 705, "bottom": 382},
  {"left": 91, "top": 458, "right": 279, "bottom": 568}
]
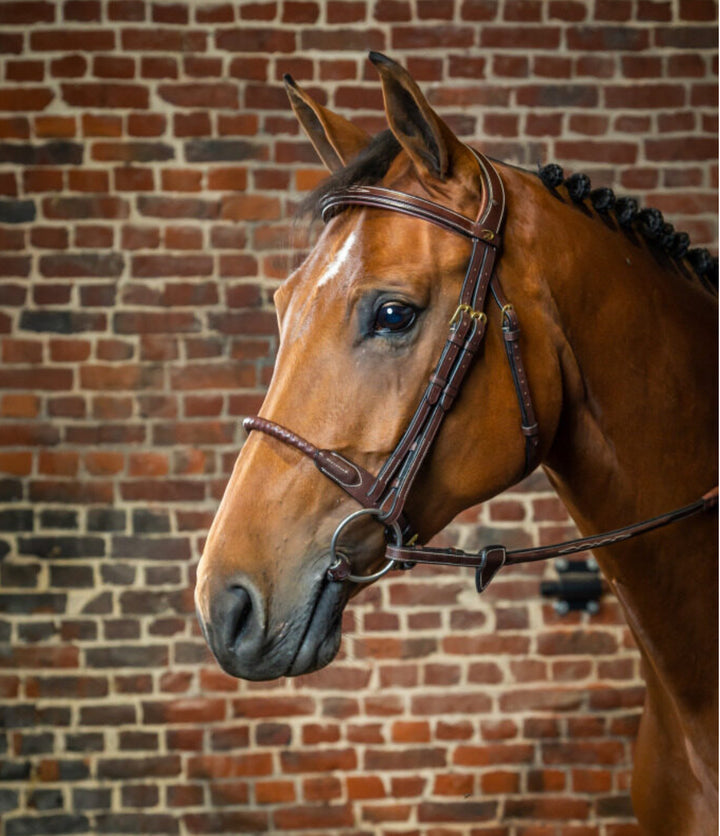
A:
[
  {"left": 298, "top": 135, "right": 718, "bottom": 295},
  {"left": 538, "top": 163, "right": 718, "bottom": 295}
]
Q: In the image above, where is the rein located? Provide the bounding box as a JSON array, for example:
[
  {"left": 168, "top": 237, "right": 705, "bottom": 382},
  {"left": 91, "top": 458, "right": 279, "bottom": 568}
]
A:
[{"left": 243, "top": 148, "right": 718, "bottom": 593}]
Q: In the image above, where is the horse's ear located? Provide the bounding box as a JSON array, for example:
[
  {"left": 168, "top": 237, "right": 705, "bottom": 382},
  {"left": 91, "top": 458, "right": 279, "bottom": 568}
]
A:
[
  {"left": 370, "top": 51, "right": 459, "bottom": 181},
  {"left": 284, "top": 75, "right": 371, "bottom": 172}
]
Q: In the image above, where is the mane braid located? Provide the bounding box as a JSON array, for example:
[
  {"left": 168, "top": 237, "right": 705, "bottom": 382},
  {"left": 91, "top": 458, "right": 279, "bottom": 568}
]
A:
[
  {"left": 537, "top": 163, "right": 718, "bottom": 293},
  {"left": 297, "top": 130, "right": 402, "bottom": 222}
]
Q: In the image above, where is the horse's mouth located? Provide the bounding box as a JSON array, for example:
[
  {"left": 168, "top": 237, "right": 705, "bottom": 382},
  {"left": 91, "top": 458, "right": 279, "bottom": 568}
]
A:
[
  {"left": 286, "top": 571, "right": 347, "bottom": 677},
  {"left": 198, "top": 556, "right": 350, "bottom": 681}
]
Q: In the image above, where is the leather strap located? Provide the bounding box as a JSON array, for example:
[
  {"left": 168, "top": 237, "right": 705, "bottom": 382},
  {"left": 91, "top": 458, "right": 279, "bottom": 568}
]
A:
[
  {"left": 321, "top": 186, "right": 501, "bottom": 245},
  {"left": 387, "top": 487, "right": 719, "bottom": 592},
  {"left": 490, "top": 283, "right": 540, "bottom": 474},
  {"left": 242, "top": 416, "right": 378, "bottom": 508}
]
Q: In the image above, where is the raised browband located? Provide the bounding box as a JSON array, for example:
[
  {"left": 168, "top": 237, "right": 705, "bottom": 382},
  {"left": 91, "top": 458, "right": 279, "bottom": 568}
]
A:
[{"left": 321, "top": 185, "right": 501, "bottom": 245}]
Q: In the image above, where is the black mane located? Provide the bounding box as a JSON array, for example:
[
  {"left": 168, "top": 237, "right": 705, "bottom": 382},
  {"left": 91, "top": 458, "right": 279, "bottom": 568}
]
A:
[
  {"left": 538, "top": 163, "right": 718, "bottom": 294},
  {"left": 296, "top": 134, "right": 717, "bottom": 294}
]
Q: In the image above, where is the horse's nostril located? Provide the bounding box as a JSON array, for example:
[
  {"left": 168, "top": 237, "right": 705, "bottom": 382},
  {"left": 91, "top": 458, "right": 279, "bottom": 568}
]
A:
[{"left": 216, "top": 584, "right": 254, "bottom": 652}]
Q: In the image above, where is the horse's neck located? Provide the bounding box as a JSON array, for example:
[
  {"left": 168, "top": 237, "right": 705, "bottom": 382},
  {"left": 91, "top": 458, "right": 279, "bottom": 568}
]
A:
[{"left": 541, "top": 212, "right": 718, "bottom": 717}]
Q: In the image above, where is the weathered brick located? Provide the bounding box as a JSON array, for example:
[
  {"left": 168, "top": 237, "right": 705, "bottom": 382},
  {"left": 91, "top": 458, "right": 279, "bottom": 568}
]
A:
[
  {"left": 0, "top": 199, "right": 36, "bottom": 223},
  {"left": 61, "top": 82, "right": 148, "bottom": 109}
]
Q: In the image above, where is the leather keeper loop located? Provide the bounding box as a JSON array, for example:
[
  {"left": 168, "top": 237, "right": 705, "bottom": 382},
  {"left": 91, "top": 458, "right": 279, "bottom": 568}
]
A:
[{"left": 440, "top": 385, "right": 459, "bottom": 411}]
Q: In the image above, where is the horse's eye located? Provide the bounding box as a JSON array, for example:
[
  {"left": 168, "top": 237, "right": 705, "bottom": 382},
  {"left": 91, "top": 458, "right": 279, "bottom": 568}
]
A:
[{"left": 373, "top": 302, "right": 417, "bottom": 334}]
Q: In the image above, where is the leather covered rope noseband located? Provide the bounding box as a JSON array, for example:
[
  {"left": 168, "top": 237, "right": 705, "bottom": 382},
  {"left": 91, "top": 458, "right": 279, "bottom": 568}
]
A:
[{"left": 244, "top": 148, "right": 718, "bottom": 593}]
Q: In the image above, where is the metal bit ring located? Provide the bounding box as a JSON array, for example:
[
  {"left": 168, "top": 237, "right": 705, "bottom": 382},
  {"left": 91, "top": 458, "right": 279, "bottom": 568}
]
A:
[{"left": 327, "top": 508, "right": 403, "bottom": 584}]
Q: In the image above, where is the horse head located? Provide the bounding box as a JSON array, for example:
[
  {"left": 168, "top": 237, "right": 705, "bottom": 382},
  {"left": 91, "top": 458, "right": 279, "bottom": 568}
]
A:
[{"left": 195, "top": 53, "right": 566, "bottom": 680}]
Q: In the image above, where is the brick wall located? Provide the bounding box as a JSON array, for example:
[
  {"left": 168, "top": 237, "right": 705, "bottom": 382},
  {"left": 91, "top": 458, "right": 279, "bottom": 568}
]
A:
[{"left": 0, "top": 1, "right": 716, "bottom": 834}]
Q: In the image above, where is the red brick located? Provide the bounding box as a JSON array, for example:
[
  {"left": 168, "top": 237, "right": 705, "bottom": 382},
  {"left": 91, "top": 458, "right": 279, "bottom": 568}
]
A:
[
  {"left": 114, "top": 311, "right": 200, "bottom": 334},
  {"left": 127, "top": 113, "right": 166, "bottom": 137},
  {"left": 0, "top": 88, "right": 54, "bottom": 111},
  {"left": 61, "top": 82, "right": 149, "bottom": 109},
  {"left": 0, "top": 1, "right": 56, "bottom": 23},
  {"left": 0, "top": 118, "right": 29, "bottom": 140},
  {"left": 67, "top": 169, "right": 108, "bottom": 192},
  {"left": 161, "top": 169, "right": 202, "bottom": 191},
  {"left": 49, "top": 338, "right": 91, "bottom": 362},
  {"left": 207, "top": 167, "right": 248, "bottom": 191},
  {"left": 158, "top": 83, "right": 238, "bottom": 109},
  {"left": 273, "top": 803, "right": 353, "bottom": 831},
  {"left": 141, "top": 56, "right": 178, "bottom": 79},
  {"left": 152, "top": 2, "right": 189, "bottom": 23},
  {"left": 0, "top": 646, "right": 79, "bottom": 669},
  {"left": 187, "top": 753, "right": 273, "bottom": 779},
  {"left": 2, "top": 338, "right": 43, "bottom": 364},
  {"left": 83, "top": 451, "right": 124, "bottom": 475},
  {"left": 34, "top": 116, "right": 75, "bottom": 138},
  {"left": 196, "top": 3, "right": 234, "bottom": 22},
  {"left": 122, "top": 27, "right": 205, "bottom": 50},
  {"left": 391, "top": 721, "right": 431, "bottom": 743},
  {"left": 127, "top": 452, "right": 169, "bottom": 477},
  {"left": 49, "top": 54, "right": 88, "bottom": 78},
  {"left": 1, "top": 439, "right": 40, "bottom": 473},
  {"left": 255, "top": 780, "right": 295, "bottom": 804},
  {"left": 164, "top": 226, "right": 203, "bottom": 249},
  {"left": 505, "top": 796, "right": 591, "bottom": 819},
  {"left": 481, "top": 770, "right": 520, "bottom": 793},
  {"left": 64, "top": 0, "right": 101, "bottom": 20},
  {"left": 81, "top": 113, "right": 122, "bottom": 137},
  {"left": 93, "top": 55, "right": 134, "bottom": 79},
  {"left": 32, "top": 28, "right": 113, "bottom": 50},
  {"left": 217, "top": 113, "right": 258, "bottom": 136},
  {"left": 142, "top": 698, "right": 226, "bottom": 724},
  {"left": 1, "top": 394, "right": 40, "bottom": 418},
  {"left": 172, "top": 112, "right": 211, "bottom": 137}
]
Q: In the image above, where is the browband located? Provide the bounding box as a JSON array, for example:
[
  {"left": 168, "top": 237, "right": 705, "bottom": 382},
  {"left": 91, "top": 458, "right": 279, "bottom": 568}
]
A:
[{"left": 320, "top": 185, "right": 502, "bottom": 244}]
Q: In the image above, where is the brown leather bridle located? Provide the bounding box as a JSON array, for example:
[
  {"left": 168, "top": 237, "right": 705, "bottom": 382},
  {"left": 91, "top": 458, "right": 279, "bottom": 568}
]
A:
[{"left": 244, "top": 148, "right": 718, "bottom": 593}]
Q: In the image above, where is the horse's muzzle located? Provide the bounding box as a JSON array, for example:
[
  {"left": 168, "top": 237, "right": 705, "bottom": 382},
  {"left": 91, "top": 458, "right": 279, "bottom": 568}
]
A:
[{"left": 196, "top": 569, "right": 347, "bottom": 681}]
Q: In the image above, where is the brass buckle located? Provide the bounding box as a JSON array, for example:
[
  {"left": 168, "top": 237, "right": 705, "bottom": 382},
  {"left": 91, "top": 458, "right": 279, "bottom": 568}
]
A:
[{"left": 450, "top": 304, "right": 487, "bottom": 327}]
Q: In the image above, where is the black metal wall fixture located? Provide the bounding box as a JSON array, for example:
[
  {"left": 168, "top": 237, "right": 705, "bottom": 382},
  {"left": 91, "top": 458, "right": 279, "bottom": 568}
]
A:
[{"left": 541, "top": 556, "right": 603, "bottom": 615}]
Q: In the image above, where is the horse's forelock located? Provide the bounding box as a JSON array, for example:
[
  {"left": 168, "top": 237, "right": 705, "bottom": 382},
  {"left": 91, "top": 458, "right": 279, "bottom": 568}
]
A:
[{"left": 297, "top": 130, "right": 402, "bottom": 222}]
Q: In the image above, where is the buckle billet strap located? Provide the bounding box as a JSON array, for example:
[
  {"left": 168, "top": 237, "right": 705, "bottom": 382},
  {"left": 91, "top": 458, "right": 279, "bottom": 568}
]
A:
[{"left": 491, "top": 289, "right": 541, "bottom": 475}]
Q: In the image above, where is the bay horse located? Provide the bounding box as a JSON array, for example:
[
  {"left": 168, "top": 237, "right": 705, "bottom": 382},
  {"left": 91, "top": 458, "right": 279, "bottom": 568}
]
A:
[{"left": 195, "top": 53, "right": 718, "bottom": 834}]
